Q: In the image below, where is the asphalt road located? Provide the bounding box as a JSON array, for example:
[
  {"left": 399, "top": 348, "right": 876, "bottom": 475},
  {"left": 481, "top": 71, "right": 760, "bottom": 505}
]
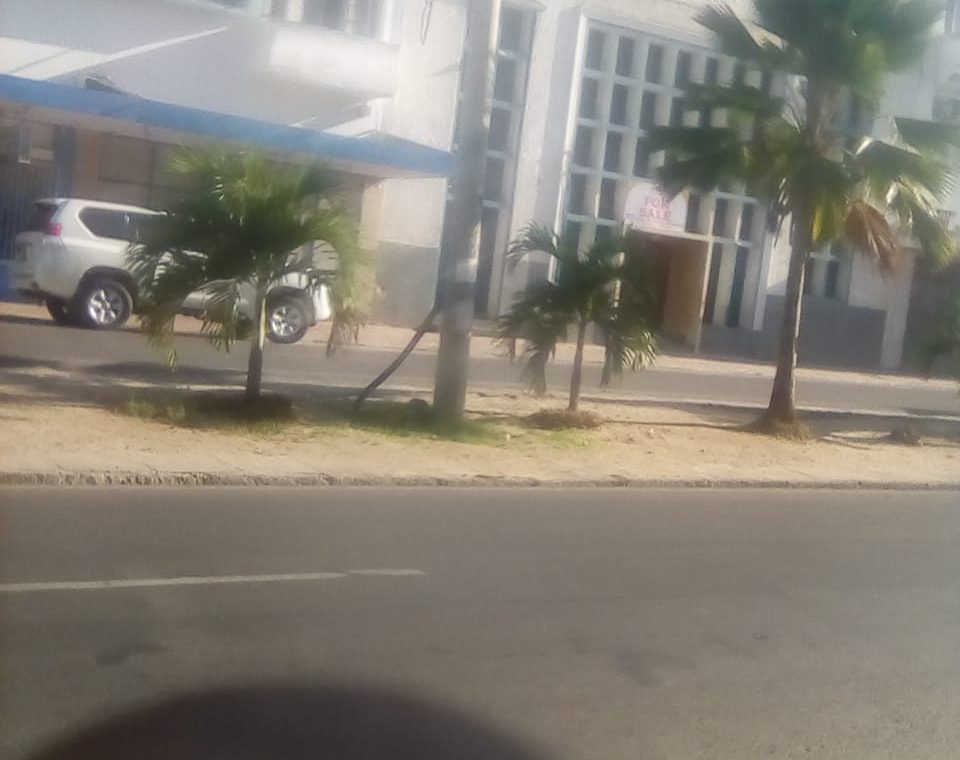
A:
[
  {"left": 2, "top": 315, "right": 958, "bottom": 415},
  {"left": 3, "top": 487, "right": 960, "bottom": 759}
]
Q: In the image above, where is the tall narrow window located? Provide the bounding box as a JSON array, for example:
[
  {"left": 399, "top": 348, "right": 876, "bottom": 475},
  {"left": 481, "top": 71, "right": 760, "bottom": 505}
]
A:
[
  {"left": 675, "top": 51, "right": 692, "bottom": 86},
  {"left": 645, "top": 44, "right": 664, "bottom": 83},
  {"left": 616, "top": 37, "right": 635, "bottom": 76},
  {"left": 586, "top": 30, "right": 605, "bottom": 70}
]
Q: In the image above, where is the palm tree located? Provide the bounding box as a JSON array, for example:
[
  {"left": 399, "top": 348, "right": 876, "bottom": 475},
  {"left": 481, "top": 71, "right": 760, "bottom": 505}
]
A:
[
  {"left": 497, "top": 223, "right": 658, "bottom": 412},
  {"left": 649, "top": 0, "right": 958, "bottom": 433},
  {"left": 128, "top": 150, "right": 361, "bottom": 401}
]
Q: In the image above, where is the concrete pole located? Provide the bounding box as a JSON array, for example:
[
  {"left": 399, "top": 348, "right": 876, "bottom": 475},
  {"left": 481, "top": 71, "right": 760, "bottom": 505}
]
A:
[{"left": 433, "top": 0, "right": 501, "bottom": 422}]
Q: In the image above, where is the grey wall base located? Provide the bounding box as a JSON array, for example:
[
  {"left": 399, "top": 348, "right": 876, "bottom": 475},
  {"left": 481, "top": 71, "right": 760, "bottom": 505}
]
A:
[
  {"left": 371, "top": 241, "right": 440, "bottom": 328},
  {"left": 699, "top": 295, "right": 886, "bottom": 370}
]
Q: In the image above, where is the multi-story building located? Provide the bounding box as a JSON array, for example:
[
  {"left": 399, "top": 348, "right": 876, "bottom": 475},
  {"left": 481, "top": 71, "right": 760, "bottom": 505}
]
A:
[{"left": 2, "top": 0, "right": 958, "bottom": 370}]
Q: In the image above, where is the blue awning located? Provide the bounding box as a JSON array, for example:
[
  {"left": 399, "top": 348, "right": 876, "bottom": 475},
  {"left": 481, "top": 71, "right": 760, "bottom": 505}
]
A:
[{"left": 0, "top": 73, "right": 453, "bottom": 178}]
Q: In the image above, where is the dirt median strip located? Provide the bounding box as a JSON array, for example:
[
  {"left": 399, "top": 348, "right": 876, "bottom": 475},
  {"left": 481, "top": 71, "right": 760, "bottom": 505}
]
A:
[{"left": 2, "top": 471, "right": 958, "bottom": 490}]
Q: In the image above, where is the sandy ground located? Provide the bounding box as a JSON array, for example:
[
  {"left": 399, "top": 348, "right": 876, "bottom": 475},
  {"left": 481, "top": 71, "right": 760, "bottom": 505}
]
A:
[{"left": 1, "top": 363, "right": 957, "bottom": 487}]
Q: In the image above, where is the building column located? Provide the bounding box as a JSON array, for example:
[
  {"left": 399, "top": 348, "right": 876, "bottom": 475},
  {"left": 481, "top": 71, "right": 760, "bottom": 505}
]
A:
[{"left": 70, "top": 130, "right": 102, "bottom": 198}]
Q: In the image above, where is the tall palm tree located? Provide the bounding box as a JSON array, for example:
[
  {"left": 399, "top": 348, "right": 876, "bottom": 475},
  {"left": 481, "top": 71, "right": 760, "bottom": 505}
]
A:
[
  {"left": 128, "top": 150, "right": 361, "bottom": 401},
  {"left": 650, "top": 0, "right": 958, "bottom": 432},
  {"left": 497, "top": 223, "right": 658, "bottom": 412}
]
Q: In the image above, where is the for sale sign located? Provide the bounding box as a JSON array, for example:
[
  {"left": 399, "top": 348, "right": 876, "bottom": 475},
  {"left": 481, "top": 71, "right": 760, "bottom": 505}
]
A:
[{"left": 623, "top": 180, "right": 688, "bottom": 234}]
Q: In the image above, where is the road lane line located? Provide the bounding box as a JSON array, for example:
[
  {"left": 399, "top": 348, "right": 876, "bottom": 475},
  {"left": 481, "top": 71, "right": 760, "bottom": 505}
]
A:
[
  {"left": 348, "top": 569, "right": 427, "bottom": 577},
  {"left": 0, "top": 572, "right": 351, "bottom": 594}
]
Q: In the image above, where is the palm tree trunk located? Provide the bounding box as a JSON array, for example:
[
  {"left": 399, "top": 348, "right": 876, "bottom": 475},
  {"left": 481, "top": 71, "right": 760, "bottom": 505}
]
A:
[
  {"left": 246, "top": 287, "right": 267, "bottom": 401},
  {"left": 568, "top": 319, "right": 588, "bottom": 413},
  {"left": 762, "top": 232, "right": 808, "bottom": 427}
]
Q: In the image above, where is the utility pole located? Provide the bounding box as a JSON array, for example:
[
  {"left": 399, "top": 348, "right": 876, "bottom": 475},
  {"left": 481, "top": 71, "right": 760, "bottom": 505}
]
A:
[{"left": 433, "top": 0, "right": 501, "bottom": 422}]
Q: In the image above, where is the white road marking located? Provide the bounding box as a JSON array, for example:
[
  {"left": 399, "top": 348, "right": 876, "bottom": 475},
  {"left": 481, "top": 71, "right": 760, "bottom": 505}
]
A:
[
  {"left": 0, "top": 569, "right": 428, "bottom": 594},
  {"left": 349, "top": 569, "right": 428, "bottom": 577}
]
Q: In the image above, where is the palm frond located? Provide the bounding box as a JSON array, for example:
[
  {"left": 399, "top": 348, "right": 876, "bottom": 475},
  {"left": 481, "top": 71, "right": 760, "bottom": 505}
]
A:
[
  {"left": 887, "top": 182, "right": 959, "bottom": 268},
  {"left": 506, "top": 223, "right": 563, "bottom": 266},
  {"left": 683, "top": 82, "right": 784, "bottom": 120},
  {"left": 648, "top": 126, "right": 748, "bottom": 195},
  {"left": 496, "top": 283, "right": 573, "bottom": 396},
  {"left": 843, "top": 200, "right": 900, "bottom": 274},
  {"left": 197, "top": 279, "right": 249, "bottom": 352},
  {"left": 895, "top": 117, "right": 960, "bottom": 157},
  {"left": 854, "top": 139, "right": 952, "bottom": 204}
]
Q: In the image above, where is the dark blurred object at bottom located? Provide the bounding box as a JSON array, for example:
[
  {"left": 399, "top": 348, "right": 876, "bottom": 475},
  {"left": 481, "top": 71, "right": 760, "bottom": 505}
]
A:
[{"left": 26, "top": 684, "right": 552, "bottom": 760}]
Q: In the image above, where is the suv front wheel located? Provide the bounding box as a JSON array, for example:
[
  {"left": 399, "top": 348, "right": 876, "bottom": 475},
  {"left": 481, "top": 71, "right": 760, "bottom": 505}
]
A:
[{"left": 77, "top": 278, "right": 133, "bottom": 329}]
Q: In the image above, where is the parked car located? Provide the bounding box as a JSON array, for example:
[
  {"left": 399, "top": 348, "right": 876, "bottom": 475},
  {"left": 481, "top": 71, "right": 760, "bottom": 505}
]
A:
[{"left": 12, "top": 198, "right": 331, "bottom": 344}]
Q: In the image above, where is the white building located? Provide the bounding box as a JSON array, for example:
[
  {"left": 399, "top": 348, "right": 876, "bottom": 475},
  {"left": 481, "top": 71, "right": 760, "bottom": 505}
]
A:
[{"left": 2, "top": 0, "right": 958, "bottom": 369}]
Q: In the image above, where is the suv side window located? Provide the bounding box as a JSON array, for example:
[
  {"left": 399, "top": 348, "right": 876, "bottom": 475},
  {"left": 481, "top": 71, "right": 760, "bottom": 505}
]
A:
[{"left": 79, "top": 208, "right": 131, "bottom": 241}]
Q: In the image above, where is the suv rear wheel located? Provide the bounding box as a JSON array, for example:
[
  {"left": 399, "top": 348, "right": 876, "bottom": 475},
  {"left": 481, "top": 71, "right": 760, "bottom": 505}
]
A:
[
  {"left": 267, "top": 294, "right": 311, "bottom": 344},
  {"left": 77, "top": 279, "right": 133, "bottom": 329}
]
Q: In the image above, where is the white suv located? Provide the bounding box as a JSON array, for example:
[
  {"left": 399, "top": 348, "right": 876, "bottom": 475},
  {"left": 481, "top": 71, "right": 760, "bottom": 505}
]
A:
[{"left": 12, "top": 198, "right": 330, "bottom": 344}]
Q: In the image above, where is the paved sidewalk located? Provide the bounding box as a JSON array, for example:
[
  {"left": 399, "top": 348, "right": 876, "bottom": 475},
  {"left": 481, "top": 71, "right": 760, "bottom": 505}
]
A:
[{"left": 3, "top": 300, "right": 954, "bottom": 392}]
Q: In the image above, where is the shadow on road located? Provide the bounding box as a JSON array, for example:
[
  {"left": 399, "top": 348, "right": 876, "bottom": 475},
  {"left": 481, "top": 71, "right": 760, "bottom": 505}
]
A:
[{"left": 25, "top": 683, "right": 555, "bottom": 760}]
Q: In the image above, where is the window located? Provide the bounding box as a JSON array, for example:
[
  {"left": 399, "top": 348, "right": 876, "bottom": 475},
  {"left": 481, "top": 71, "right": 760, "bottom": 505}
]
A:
[
  {"left": 726, "top": 246, "right": 749, "bottom": 327},
  {"left": 79, "top": 208, "right": 131, "bottom": 241},
  {"left": 494, "top": 58, "right": 518, "bottom": 102},
  {"left": 804, "top": 244, "right": 847, "bottom": 299},
  {"left": 579, "top": 78, "right": 599, "bottom": 119},
  {"left": 739, "top": 204, "right": 755, "bottom": 242},
  {"left": 685, "top": 193, "right": 702, "bottom": 233},
  {"left": 498, "top": 6, "right": 524, "bottom": 53},
  {"left": 585, "top": 30, "right": 605, "bottom": 70},
  {"left": 639, "top": 91, "right": 658, "bottom": 129},
  {"left": 670, "top": 97, "right": 686, "bottom": 127},
  {"left": 598, "top": 179, "right": 617, "bottom": 219},
  {"left": 488, "top": 108, "right": 511, "bottom": 152},
  {"left": 483, "top": 157, "right": 505, "bottom": 201},
  {"left": 609, "top": 84, "right": 629, "bottom": 125},
  {"left": 604, "top": 133, "right": 623, "bottom": 172},
  {"left": 645, "top": 44, "right": 663, "bottom": 83},
  {"left": 704, "top": 57, "right": 719, "bottom": 85},
  {"left": 474, "top": 206, "right": 500, "bottom": 315},
  {"left": 616, "top": 37, "right": 635, "bottom": 77},
  {"left": 633, "top": 138, "right": 650, "bottom": 177},
  {"left": 703, "top": 243, "right": 724, "bottom": 324},
  {"left": 567, "top": 173, "right": 588, "bottom": 215},
  {"left": 574, "top": 127, "right": 594, "bottom": 166},
  {"left": 713, "top": 198, "right": 729, "bottom": 237},
  {"left": 675, "top": 51, "right": 692, "bottom": 86}
]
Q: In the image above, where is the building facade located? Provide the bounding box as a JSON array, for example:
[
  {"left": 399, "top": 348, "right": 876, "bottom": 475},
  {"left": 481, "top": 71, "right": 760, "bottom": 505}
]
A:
[{"left": 3, "top": 0, "right": 958, "bottom": 370}]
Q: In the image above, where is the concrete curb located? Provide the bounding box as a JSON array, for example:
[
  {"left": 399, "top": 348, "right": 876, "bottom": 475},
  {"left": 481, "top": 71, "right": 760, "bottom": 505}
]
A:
[{"left": 2, "top": 471, "right": 958, "bottom": 490}]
